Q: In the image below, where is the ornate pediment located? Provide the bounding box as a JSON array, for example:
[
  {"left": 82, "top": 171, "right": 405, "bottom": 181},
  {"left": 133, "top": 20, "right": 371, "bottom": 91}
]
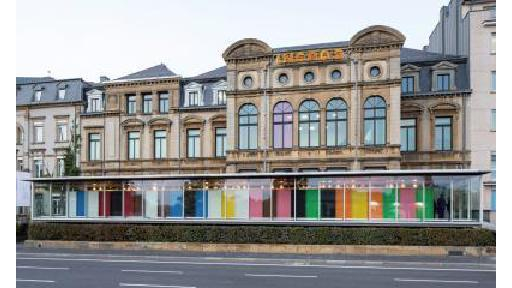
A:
[
  {"left": 432, "top": 61, "right": 457, "bottom": 70},
  {"left": 222, "top": 38, "right": 272, "bottom": 60},
  {"left": 121, "top": 118, "right": 144, "bottom": 127},
  {"left": 401, "top": 102, "right": 425, "bottom": 113},
  {"left": 401, "top": 64, "right": 421, "bottom": 73},
  {"left": 350, "top": 25, "right": 406, "bottom": 47},
  {"left": 148, "top": 118, "right": 172, "bottom": 127},
  {"left": 429, "top": 102, "right": 460, "bottom": 113}
]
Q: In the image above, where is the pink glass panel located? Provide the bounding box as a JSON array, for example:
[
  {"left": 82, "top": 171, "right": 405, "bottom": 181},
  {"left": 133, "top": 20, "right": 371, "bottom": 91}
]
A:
[{"left": 400, "top": 188, "right": 416, "bottom": 219}]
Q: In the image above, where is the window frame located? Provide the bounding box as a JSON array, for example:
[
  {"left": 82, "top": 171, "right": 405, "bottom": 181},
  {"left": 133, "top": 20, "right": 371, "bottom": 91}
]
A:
[
  {"left": 216, "top": 90, "right": 226, "bottom": 105},
  {"left": 238, "top": 104, "right": 258, "bottom": 150},
  {"left": 273, "top": 101, "right": 293, "bottom": 149},
  {"left": 298, "top": 100, "right": 320, "bottom": 148},
  {"left": 58, "top": 88, "right": 66, "bottom": 100},
  {"left": 126, "top": 95, "right": 136, "bottom": 114},
  {"left": 127, "top": 131, "right": 141, "bottom": 160},
  {"left": 491, "top": 71, "right": 496, "bottom": 92},
  {"left": 159, "top": 92, "right": 169, "bottom": 114},
  {"left": 326, "top": 98, "right": 348, "bottom": 147},
  {"left": 401, "top": 76, "right": 415, "bottom": 94},
  {"left": 187, "top": 129, "right": 201, "bottom": 158},
  {"left": 363, "top": 96, "right": 387, "bottom": 146},
  {"left": 188, "top": 91, "right": 199, "bottom": 107},
  {"left": 434, "top": 116, "right": 453, "bottom": 151},
  {"left": 491, "top": 109, "right": 496, "bottom": 131},
  {"left": 436, "top": 73, "right": 450, "bottom": 91},
  {"left": 400, "top": 118, "right": 417, "bottom": 152},
  {"left": 491, "top": 151, "right": 496, "bottom": 180},
  {"left": 153, "top": 130, "right": 167, "bottom": 159},
  {"left": 34, "top": 90, "right": 42, "bottom": 102},
  {"left": 88, "top": 133, "right": 101, "bottom": 161},
  {"left": 215, "top": 127, "right": 227, "bottom": 157},
  {"left": 142, "top": 94, "right": 153, "bottom": 114},
  {"left": 33, "top": 122, "right": 44, "bottom": 143},
  {"left": 56, "top": 122, "right": 68, "bottom": 142}
]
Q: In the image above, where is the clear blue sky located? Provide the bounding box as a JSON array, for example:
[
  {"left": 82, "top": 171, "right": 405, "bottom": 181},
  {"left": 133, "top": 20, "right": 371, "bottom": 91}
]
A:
[{"left": 17, "top": 0, "right": 450, "bottom": 82}]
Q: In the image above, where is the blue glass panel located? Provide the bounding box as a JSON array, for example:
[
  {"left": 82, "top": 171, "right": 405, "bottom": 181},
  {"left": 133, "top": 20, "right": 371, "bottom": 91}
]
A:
[
  {"left": 169, "top": 191, "right": 183, "bottom": 217},
  {"left": 76, "top": 191, "right": 85, "bottom": 216},
  {"left": 195, "top": 191, "right": 204, "bottom": 217}
]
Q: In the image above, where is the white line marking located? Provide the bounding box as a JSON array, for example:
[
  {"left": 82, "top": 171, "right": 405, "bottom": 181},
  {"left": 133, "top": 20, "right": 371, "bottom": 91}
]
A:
[
  {"left": 16, "top": 252, "right": 496, "bottom": 267},
  {"left": 119, "top": 283, "right": 195, "bottom": 288},
  {"left": 245, "top": 274, "right": 318, "bottom": 278},
  {"left": 122, "top": 270, "right": 183, "bottom": 274},
  {"left": 16, "top": 257, "right": 496, "bottom": 272},
  {"left": 17, "top": 265, "right": 69, "bottom": 270},
  {"left": 16, "top": 279, "right": 55, "bottom": 283},
  {"left": 394, "top": 278, "right": 479, "bottom": 284}
]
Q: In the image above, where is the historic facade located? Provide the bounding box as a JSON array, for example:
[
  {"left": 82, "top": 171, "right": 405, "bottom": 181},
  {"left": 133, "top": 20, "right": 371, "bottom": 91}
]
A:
[
  {"left": 75, "top": 25, "right": 471, "bottom": 176},
  {"left": 16, "top": 77, "right": 86, "bottom": 177}
]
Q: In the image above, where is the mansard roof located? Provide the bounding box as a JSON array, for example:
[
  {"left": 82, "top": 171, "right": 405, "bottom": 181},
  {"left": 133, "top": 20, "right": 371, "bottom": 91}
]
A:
[
  {"left": 400, "top": 48, "right": 465, "bottom": 63},
  {"left": 115, "top": 64, "right": 178, "bottom": 80},
  {"left": 189, "top": 66, "right": 227, "bottom": 80},
  {"left": 16, "top": 77, "right": 55, "bottom": 85}
]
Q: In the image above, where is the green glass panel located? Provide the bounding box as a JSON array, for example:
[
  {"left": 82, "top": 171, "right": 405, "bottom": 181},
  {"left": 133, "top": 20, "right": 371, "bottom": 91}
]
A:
[
  {"left": 382, "top": 188, "right": 395, "bottom": 219},
  {"left": 416, "top": 188, "right": 423, "bottom": 220},
  {"left": 424, "top": 187, "right": 435, "bottom": 219},
  {"left": 305, "top": 189, "right": 318, "bottom": 218}
]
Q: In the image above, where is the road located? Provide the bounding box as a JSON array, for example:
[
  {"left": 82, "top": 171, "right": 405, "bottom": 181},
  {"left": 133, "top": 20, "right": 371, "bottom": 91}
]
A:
[{"left": 16, "top": 245, "right": 495, "bottom": 288}]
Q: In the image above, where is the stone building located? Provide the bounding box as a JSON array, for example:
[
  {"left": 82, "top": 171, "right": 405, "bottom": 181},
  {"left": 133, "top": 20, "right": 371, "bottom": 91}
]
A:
[
  {"left": 16, "top": 77, "right": 86, "bottom": 177},
  {"left": 78, "top": 25, "right": 472, "bottom": 176}
]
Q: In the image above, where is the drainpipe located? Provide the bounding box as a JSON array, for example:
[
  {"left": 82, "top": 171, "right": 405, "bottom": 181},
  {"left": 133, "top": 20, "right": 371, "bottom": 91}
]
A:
[{"left": 262, "top": 63, "right": 270, "bottom": 173}]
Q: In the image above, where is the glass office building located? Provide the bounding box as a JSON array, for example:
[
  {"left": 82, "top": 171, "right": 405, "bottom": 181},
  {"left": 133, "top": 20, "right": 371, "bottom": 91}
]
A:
[{"left": 30, "top": 170, "right": 485, "bottom": 224}]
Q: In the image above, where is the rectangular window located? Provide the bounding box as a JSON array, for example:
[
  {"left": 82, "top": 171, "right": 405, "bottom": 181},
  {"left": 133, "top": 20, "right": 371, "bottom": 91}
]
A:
[
  {"left": 154, "top": 130, "right": 167, "bottom": 159},
  {"left": 491, "top": 32, "right": 496, "bottom": 54},
  {"left": 90, "top": 97, "right": 102, "bottom": 112},
  {"left": 491, "top": 189, "right": 496, "bottom": 212},
  {"left": 491, "top": 151, "right": 496, "bottom": 180},
  {"left": 188, "top": 91, "right": 198, "bottom": 107},
  {"left": 491, "top": 71, "right": 496, "bottom": 91},
  {"left": 436, "top": 74, "right": 450, "bottom": 91},
  {"left": 435, "top": 117, "right": 452, "bottom": 151},
  {"left": 34, "top": 159, "right": 43, "bottom": 178},
  {"left": 400, "top": 119, "right": 416, "bottom": 151},
  {"left": 143, "top": 94, "right": 152, "bottom": 114},
  {"left": 215, "top": 127, "right": 227, "bottom": 157},
  {"left": 88, "top": 133, "right": 101, "bottom": 161},
  {"left": 34, "top": 122, "right": 44, "bottom": 143},
  {"left": 56, "top": 122, "right": 67, "bottom": 142},
  {"left": 58, "top": 88, "right": 66, "bottom": 99},
  {"left": 34, "top": 90, "right": 42, "bottom": 102},
  {"left": 187, "top": 129, "right": 201, "bottom": 158},
  {"left": 128, "top": 131, "right": 141, "bottom": 160},
  {"left": 57, "top": 158, "right": 65, "bottom": 176},
  {"left": 126, "top": 95, "right": 136, "bottom": 114},
  {"left": 491, "top": 109, "right": 496, "bottom": 131},
  {"left": 401, "top": 77, "right": 414, "bottom": 94},
  {"left": 216, "top": 90, "right": 226, "bottom": 105},
  {"left": 159, "top": 92, "right": 169, "bottom": 113}
]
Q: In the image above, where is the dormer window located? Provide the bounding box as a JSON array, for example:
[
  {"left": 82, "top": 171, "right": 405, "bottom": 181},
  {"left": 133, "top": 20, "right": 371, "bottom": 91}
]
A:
[
  {"left": 401, "top": 76, "right": 414, "bottom": 94},
  {"left": 34, "top": 90, "right": 42, "bottom": 102},
  {"left": 216, "top": 90, "right": 226, "bottom": 105},
  {"left": 58, "top": 88, "right": 66, "bottom": 99},
  {"left": 188, "top": 91, "right": 198, "bottom": 107},
  {"left": 436, "top": 74, "right": 450, "bottom": 91}
]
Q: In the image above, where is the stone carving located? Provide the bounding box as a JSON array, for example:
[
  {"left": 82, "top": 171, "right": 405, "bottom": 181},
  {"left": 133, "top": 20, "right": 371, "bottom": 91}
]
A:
[
  {"left": 350, "top": 25, "right": 406, "bottom": 47},
  {"left": 222, "top": 38, "right": 272, "bottom": 60}
]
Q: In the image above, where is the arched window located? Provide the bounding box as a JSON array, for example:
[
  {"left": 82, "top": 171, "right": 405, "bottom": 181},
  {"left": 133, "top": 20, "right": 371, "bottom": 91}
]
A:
[
  {"left": 363, "top": 96, "right": 387, "bottom": 145},
  {"left": 273, "top": 102, "right": 293, "bottom": 149},
  {"left": 16, "top": 126, "right": 23, "bottom": 145},
  {"left": 326, "top": 98, "right": 347, "bottom": 147},
  {"left": 299, "top": 100, "right": 320, "bottom": 147},
  {"left": 239, "top": 104, "right": 258, "bottom": 150}
]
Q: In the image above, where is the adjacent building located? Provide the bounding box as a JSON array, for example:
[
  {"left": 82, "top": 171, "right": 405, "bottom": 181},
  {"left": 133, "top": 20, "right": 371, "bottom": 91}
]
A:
[
  {"left": 424, "top": 0, "right": 496, "bottom": 223},
  {"left": 16, "top": 77, "right": 86, "bottom": 177}
]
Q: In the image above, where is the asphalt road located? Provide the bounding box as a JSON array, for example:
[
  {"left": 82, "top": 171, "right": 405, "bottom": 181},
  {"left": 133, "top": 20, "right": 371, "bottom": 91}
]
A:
[{"left": 16, "top": 245, "right": 496, "bottom": 288}]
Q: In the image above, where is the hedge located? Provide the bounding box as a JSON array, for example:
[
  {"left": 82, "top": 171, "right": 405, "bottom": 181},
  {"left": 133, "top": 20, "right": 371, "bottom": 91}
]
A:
[
  {"left": 28, "top": 223, "right": 496, "bottom": 246},
  {"left": 16, "top": 223, "right": 28, "bottom": 242}
]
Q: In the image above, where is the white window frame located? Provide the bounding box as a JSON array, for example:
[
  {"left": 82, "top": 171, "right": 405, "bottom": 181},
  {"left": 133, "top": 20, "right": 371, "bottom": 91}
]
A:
[
  {"left": 56, "top": 157, "right": 65, "bottom": 176},
  {"left": 34, "top": 122, "right": 44, "bottom": 143},
  {"left": 58, "top": 88, "right": 66, "bottom": 100},
  {"left": 35, "top": 90, "right": 42, "bottom": 102},
  {"left": 56, "top": 122, "right": 68, "bottom": 142}
]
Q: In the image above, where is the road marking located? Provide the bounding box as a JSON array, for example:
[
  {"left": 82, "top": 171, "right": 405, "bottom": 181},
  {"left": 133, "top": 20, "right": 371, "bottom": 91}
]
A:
[
  {"left": 16, "top": 257, "right": 496, "bottom": 273},
  {"left": 122, "top": 270, "right": 183, "bottom": 274},
  {"left": 16, "top": 252, "right": 496, "bottom": 267},
  {"left": 119, "top": 283, "right": 195, "bottom": 288},
  {"left": 16, "top": 279, "right": 55, "bottom": 283},
  {"left": 245, "top": 274, "right": 318, "bottom": 278},
  {"left": 17, "top": 265, "right": 69, "bottom": 270},
  {"left": 394, "top": 278, "right": 479, "bottom": 284}
]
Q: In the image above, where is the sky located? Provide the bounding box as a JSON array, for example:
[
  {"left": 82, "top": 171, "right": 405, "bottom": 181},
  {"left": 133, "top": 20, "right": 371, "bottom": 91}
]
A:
[{"left": 17, "top": 0, "right": 450, "bottom": 82}]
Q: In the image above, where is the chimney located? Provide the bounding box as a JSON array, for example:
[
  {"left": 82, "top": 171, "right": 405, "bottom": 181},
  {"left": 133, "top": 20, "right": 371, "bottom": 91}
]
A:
[{"left": 99, "top": 76, "right": 110, "bottom": 83}]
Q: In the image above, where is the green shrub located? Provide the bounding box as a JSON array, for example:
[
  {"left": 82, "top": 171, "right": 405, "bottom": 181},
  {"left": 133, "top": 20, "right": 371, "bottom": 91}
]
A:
[{"left": 27, "top": 223, "right": 496, "bottom": 246}]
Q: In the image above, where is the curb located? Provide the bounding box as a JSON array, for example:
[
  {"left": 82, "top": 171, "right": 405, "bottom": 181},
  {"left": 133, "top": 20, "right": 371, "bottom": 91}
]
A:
[{"left": 23, "top": 240, "right": 496, "bottom": 257}]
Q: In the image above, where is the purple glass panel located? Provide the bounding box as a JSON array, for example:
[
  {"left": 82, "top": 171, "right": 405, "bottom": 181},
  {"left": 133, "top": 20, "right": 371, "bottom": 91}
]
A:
[{"left": 283, "top": 124, "right": 292, "bottom": 148}]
